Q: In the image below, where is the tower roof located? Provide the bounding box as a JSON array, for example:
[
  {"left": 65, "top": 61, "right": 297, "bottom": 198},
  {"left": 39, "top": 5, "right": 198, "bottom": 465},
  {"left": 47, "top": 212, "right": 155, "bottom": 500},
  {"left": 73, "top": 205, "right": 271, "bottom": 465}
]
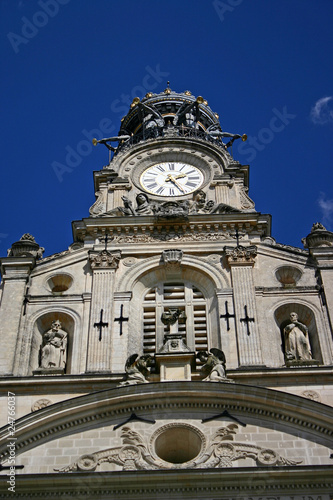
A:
[{"left": 119, "top": 85, "right": 222, "bottom": 138}]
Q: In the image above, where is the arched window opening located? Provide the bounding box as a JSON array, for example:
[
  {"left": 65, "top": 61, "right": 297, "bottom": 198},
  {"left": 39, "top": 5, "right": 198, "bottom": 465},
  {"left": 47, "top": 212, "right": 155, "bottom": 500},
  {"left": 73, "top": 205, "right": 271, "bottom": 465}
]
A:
[{"left": 143, "top": 282, "right": 208, "bottom": 355}]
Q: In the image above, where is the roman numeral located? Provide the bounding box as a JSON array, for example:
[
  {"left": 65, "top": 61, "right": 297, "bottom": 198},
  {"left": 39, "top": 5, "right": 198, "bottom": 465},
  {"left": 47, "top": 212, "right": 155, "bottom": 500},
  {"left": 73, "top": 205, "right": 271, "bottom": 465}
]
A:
[
  {"left": 156, "top": 186, "right": 165, "bottom": 195},
  {"left": 156, "top": 165, "right": 165, "bottom": 172},
  {"left": 186, "top": 182, "right": 197, "bottom": 188},
  {"left": 146, "top": 183, "right": 157, "bottom": 190}
]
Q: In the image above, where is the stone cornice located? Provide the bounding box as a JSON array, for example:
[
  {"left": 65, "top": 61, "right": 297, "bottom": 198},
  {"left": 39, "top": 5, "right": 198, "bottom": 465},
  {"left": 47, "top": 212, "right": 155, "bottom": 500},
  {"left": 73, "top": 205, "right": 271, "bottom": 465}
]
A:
[
  {"left": 33, "top": 248, "right": 87, "bottom": 275},
  {"left": 0, "top": 256, "right": 36, "bottom": 279},
  {"left": 255, "top": 286, "right": 319, "bottom": 296},
  {"left": 72, "top": 213, "right": 271, "bottom": 244},
  {"left": 1, "top": 366, "right": 332, "bottom": 392},
  {"left": 0, "top": 466, "right": 332, "bottom": 498}
]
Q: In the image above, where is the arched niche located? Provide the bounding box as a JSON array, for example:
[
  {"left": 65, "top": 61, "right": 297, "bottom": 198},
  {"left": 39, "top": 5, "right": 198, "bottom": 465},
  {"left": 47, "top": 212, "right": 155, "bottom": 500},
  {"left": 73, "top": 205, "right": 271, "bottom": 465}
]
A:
[
  {"left": 29, "top": 312, "right": 75, "bottom": 375},
  {"left": 274, "top": 303, "right": 322, "bottom": 364}
]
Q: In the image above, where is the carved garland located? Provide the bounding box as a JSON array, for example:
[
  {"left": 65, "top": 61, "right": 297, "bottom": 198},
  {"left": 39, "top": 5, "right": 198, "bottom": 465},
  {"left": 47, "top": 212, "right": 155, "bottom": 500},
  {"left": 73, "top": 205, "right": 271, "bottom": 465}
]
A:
[{"left": 55, "top": 423, "right": 301, "bottom": 473}]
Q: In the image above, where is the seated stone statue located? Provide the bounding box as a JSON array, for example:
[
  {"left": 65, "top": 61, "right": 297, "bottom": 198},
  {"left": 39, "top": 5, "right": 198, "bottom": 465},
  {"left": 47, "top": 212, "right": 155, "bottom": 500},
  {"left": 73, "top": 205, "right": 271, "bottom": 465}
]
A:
[
  {"left": 283, "top": 312, "right": 312, "bottom": 363},
  {"left": 40, "top": 320, "right": 67, "bottom": 370}
]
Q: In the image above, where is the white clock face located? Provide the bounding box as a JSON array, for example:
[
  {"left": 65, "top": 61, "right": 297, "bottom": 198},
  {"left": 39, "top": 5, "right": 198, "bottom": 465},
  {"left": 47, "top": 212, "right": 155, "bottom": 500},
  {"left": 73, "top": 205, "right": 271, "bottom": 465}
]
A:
[{"left": 140, "top": 162, "right": 203, "bottom": 197}]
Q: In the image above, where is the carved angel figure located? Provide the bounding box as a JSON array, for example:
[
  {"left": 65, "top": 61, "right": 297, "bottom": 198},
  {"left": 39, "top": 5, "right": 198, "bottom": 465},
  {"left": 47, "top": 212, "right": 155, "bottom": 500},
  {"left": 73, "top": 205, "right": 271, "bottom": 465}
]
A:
[
  {"left": 119, "top": 354, "right": 154, "bottom": 386},
  {"left": 197, "top": 348, "right": 230, "bottom": 382}
]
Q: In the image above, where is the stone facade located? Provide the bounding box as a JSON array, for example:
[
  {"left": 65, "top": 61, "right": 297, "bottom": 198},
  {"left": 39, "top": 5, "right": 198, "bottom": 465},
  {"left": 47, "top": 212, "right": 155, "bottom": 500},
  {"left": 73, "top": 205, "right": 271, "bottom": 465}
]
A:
[{"left": 0, "top": 88, "right": 332, "bottom": 498}]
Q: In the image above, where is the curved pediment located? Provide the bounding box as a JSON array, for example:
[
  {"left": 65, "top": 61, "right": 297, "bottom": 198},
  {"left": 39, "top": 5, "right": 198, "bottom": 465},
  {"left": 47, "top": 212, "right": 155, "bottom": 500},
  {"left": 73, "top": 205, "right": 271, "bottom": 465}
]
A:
[{"left": 1, "top": 382, "right": 332, "bottom": 468}]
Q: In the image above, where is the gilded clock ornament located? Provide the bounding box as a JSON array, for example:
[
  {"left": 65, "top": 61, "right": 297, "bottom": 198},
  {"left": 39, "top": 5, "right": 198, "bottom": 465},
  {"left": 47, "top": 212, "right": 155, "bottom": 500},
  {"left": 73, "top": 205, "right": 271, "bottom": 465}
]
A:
[{"left": 140, "top": 162, "right": 203, "bottom": 197}]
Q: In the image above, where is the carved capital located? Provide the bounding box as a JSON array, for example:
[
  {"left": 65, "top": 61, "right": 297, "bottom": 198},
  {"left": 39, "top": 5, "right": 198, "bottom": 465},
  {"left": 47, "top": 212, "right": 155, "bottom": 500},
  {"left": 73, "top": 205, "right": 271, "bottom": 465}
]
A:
[
  {"left": 162, "top": 249, "right": 183, "bottom": 271},
  {"left": 89, "top": 250, "right": 121, "bottom": 269},
  {"left": 224, "top": 245, "right": 257, "bottom": 265}
]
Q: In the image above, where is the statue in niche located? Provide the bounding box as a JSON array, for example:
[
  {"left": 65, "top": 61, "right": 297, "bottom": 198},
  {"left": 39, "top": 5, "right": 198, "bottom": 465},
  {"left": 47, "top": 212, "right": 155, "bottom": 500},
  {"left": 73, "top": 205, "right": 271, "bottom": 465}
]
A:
[
  {"left": 119, "top": 353, "right": 154, "bottom": 386},
  {"left": 40, "top": 320, "right": 67, "bottom": 370},
  {"left": 197, "top": 348, "right": 233, "bottom": 382},
  {"left": 283, "top": 312, "right": 312, "bottom": 363}
]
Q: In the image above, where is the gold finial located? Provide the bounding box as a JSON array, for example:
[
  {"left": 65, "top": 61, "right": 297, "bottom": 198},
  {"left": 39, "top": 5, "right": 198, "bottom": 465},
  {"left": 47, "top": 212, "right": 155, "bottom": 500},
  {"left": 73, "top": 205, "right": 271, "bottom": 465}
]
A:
[
  {"left": 131, "top": 97, "right": 140, "bottom": 108},
  {"left": 145, "top": 92, "right": 153, "bottom": 98},
  {"left": 203, "top": 100, "right": 208, "bottom": 105},
  {"left": 215, "top": 113, "right": 219, "bottom": 119},
  {"left": 242, "top": 134, "right": 247, "bottom": 141},
  {"left": 196, "top": 96, "right": 204, "bottom": 104},
  {"left": 184, "top": 90, "right": 192, "bottom": 96},
  {"left": 92, "top": 138, "right": 98, "bottom": 146},
  {"left": 164, "top": 81, "right": 171, "bottom": 94}
]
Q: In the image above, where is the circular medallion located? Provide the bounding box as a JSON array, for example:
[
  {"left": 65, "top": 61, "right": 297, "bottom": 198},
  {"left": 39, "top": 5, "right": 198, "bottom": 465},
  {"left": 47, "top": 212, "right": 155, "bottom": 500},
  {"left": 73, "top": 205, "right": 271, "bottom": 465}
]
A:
[
  {"left": 257, "top": 448, "right": 279, "bottom": 466},
  {"left": 77, "top": 454, "right": 98, "bottom": 471},
  {"left": 140, "top": 162, "right": 203, "bottom": 197}
]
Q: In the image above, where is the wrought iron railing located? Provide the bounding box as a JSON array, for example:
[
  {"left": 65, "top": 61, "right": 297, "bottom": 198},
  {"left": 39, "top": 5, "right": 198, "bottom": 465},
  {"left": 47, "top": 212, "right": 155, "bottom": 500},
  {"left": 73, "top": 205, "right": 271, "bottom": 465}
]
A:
[{"left": 114, "top": 125, "right": 228, "bottom": 157}]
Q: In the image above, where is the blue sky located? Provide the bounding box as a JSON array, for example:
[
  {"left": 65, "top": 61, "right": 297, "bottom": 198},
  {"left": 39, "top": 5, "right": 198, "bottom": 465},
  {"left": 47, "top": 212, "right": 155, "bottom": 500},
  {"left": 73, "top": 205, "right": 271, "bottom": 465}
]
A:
[{"left": 1, "top": 0, "right": 333, "bottom": 258}]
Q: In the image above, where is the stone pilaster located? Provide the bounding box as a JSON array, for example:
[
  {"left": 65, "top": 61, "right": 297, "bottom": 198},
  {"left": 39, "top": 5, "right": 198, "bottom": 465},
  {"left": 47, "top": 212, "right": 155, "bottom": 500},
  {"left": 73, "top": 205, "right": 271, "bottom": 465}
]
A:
[
  {"left": 108, "top": 183, "right": 131, "bottom": 211},
  {"left": 308, "top": 248, "right": 333, "bottom": 365},
  {"left": 211, "top": 178, "right": 232, "bottom": 206},
  {"left": 111, "top": 291, "right": 132, "bottom": 372},
  {"left": 224, "top": 245, "right": 264, "bottom": 367},
  {"left": 0, "top": 257, "right": 35, "bottom": 375},
  {"left": 304, "top": 224, "right": 333, "bottom": 361},
  {"left": 86, "top": 250, "right": 121, "bottom": 372}
]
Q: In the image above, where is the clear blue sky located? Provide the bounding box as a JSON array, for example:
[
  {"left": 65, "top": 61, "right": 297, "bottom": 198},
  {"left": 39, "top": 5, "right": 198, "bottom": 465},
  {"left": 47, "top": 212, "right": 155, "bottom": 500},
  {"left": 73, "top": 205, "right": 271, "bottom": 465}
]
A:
[{"left": 1, "top": 0, "right": 333, "bottom": 258}]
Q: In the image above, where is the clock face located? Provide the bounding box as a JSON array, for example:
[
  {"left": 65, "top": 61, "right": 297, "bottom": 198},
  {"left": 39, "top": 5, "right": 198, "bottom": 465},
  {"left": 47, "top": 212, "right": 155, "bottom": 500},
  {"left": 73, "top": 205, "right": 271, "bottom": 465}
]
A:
[{"left": 140, "top": 162, "right": 203, "bottom": 197}]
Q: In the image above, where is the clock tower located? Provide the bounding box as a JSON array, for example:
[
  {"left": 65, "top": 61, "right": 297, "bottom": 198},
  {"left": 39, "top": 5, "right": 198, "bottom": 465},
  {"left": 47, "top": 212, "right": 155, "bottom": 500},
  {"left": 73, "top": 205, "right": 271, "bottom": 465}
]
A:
[
  {"left": 74, "top": 84, "right": 270, "bottom": 373},
  {"left": 0, "top": 86, "right": 333, "bottom": 499}
]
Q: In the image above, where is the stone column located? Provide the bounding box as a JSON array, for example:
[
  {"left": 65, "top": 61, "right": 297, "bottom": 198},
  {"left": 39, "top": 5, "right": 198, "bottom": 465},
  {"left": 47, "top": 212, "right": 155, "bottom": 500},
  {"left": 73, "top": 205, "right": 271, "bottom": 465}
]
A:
[
  {"left": 224, "top": 245, "right": 264, "bottom": 367},
  {"left": 86, "top": 250, "right": 121, "bottom": 372},
  {"left": 0, "top": 257, "right": 35, "bottom": 375}
]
